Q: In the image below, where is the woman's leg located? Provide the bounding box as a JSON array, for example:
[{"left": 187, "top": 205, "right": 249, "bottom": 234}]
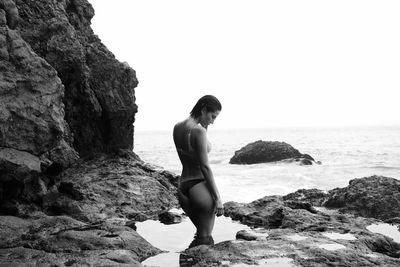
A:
[
  {"left": 178, "top": 186, "right": 201, "bottom": 236},
  {"left": 186, "top": 181, "right": 216, "bottom": 238}
]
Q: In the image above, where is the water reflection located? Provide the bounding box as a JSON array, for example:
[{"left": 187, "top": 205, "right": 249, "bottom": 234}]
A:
[
  {"left": 138, "top": 212, "right": 252, "bottom": 267},
  {"left": 179, "top": 253, "right": 201, "bottom": 267}
]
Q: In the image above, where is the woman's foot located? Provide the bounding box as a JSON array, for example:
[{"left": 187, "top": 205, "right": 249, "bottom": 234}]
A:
[{"left": 188, "top": 235, "right": 214, "bottom": 248}]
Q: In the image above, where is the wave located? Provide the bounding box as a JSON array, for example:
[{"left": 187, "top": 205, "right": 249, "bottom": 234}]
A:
[
  {"left": 368, "top": 165, "right": 400, "bottom": 170},
  {"left": 209, "top": 158, "right": 227, "bottom": 164}
]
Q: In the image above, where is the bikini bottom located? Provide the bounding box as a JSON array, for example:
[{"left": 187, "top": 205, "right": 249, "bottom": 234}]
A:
[{"left": 180, "top": 179, "right": 204, "bottom": 197}]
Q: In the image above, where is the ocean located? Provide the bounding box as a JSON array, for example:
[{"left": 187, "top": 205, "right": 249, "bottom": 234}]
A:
[
  {"left": 134, "top": 125, "right": 400, "bottom": 266},
  {"left": 134, "top": 125, "right": 400, "bottom": 203}
]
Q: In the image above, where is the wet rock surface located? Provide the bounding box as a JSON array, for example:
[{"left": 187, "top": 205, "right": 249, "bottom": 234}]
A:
[
  {"left": 0, "top": 215, "right": 155, "bottom": 266},
  {"left": 41, "top": 151, "right": 179, "bottom": 223},
  {"left": 229, "top": 140, "right": 319, "bottom": 165},
  {"left": 158, "top": 211, "right": 184, "bottom": 225},
  {"left": 283, "top": 188, "right": 328, "bottom": 206},
  {"left": 235, "top": 230, "right": 260, "bottom": 241},
  {"left": 0, "top": 151, "right": 180, "bottom": 266},
  {"left": 284, "top": 175, "right": 400, "bottom": 222},
  {"left": 324, "top": 175, "right": 400, "bottom": 221},
  {"left": 179, "top": 176, "right": 400, "bottom": 266},
  {"left": 182, "top": 227, "right": 400, "bottom": 267}
]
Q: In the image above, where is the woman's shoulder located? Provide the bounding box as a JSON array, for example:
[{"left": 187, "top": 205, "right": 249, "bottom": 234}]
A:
[
  {"left": 191, "top": 125, "right": 207, "bottom": 137},
  {"left": 173, "top": 119, "right": 187, "bottom": 131}
]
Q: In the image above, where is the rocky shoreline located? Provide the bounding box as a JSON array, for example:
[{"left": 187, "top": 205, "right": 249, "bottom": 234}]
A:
[
  {"left": 0, "top": 0, "right": 183, "bottom": 265},
  {"left": 0, "top": 151, "right": 181, "bottom": 266},
  {"left": 181, "top": 175, "right": 400, "bottom": 266},
  {"left": 1, "top": 1, "right": 400, "bottom": 266},
  {"left": 2, "top": 169, "right": 400, "bottom": 266}
]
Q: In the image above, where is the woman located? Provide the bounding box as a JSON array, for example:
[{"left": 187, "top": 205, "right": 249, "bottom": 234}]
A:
[{"left": 173, "top": 95, "right": 223, "bottom": 248}]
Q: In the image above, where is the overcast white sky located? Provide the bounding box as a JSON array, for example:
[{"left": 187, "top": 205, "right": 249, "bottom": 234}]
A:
[{"left": 89, "top": 0, "right": 400, "bottom": 130}]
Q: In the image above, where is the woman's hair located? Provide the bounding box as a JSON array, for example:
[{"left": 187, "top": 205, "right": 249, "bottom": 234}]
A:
[{"left": 190, "top": 95, "right": 222, "bottom": 118}]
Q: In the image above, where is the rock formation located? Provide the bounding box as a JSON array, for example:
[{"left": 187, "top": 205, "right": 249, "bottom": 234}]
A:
[
  {"left": 0, "top": 0, "right": 144, "bottom": 207},
  {"left": 180, "top": 176, "right": 400, "bottom": 266},
  {"left": 1, "top": 0, "right": 79, "bottom": 205},
  {"left": 0, "top": 1, "right": 180, "bottom": 265},
  {"left": 16, "top": 0, "right": 138, "bottom": 157},
  {"left": 229, "top": 140, "right": 319, "bottom": 165},
  {"left": 41, "top": 152, "right": 179, "bottom": 223},
  {"left": 324, "top": 175, "right": 400, "bottom": 221},
  {"left": 0, "top": 215, "right": 160, "bottom": 266},
  {"left": 0, "top": 149, "right": 180, "bottom": 265}
]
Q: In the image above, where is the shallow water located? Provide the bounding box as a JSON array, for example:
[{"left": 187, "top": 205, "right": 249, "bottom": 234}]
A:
[
  {"left": 138, "top": 214, "right": 400, "bottom": 266},
  {"left": 322, "top": 232, "right": 357, "bottom": 240},
  {"left": 317, "top": 243, "right": 347, "bottom": 251},
  {"left": 138, "top": 210, "right": 253, "bottom": 267},
  {"left": 367, "top": 223, "right": 400, "bottom": 243},
  {"left": 286, "top": 234, "right": 308, "bottom": 241}
]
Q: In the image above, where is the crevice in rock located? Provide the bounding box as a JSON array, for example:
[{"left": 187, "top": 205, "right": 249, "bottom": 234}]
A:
[{"left": 58, "top": 181, "right": 83, "bottom": 200}]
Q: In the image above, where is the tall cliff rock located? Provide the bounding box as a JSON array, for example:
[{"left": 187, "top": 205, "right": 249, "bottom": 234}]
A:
[
  {"left": 16, "top": 0, "right": 138, "bottom": 156},
  {"left": 1, "top": 0, "right": 76, "bottom": 202},
  {"left": 0, "top": 2, "right": 179, "bottom": 264},
  {"left": 1, "top": 0, "right": 139, "bottom": 205}
]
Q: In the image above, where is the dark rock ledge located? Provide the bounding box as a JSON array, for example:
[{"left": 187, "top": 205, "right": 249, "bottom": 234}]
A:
[
  {"left": 181, "top": 176, "right": 400, "bottom": 266},
  {"left": 0, "top": 215, "right": 159, "bottom": 266},
  {"left": 0, "top": 151, "right": 180, "bottom": 266},
  {"left": 230, "top": 140, "right": 320, "bottom": 165}
]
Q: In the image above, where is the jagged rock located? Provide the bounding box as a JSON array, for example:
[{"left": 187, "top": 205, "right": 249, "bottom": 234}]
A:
[
  {"left": 0, "top": 21, "right": 71, "bottom": 156},
  {"left": 283, "top": 176, "right": 400, "bottom": 222},
  {"left": 0, "top": 215, "right": 157, "bottom": 266},
  {"left": 125, "top": 220, "right": 137, "bottom": 231},
  {"left": 0, "top": 247, "right": 143, "bottom": 267},
  {"left": 0, "top": 0, "right": 19, "bottom": 29},
  {"left": 208, "top": 188, "right": 400, "bottom": 266},
  {"left": 42, "top": 152, "right": 179, "bottom": 223},
  {"left": 236, "top": 230, "right": 259, "bottom": 241},
  {"left": 385, "top": 217, "right": 400, "bottom": 225},
  {"left": 182, "top": 226, "right": 400, "bottom": 266},
  {"left": 158, "top": 211, "right": 184, "bottom": 225},
  {"left": 1, "top": 1, "right": 173, "bottom": 266},
  {"left": 224, "top": 196, "right": 338, "bottom": 230},
  {"left": 16, "top": 0, "right": 138, "bottom": 157},
  {"left": 0, "top": 2, "right": 79, "bottom": 206},
  {"left": 283, "top": 188, "right": 328, "bottom": 206},
  {"left": 224, "top": 176, "right": 400, "bottom": 230},
  {"left": 0, "top": 148, "right": 41, "bottom": 173},
  {"left": 325, "top": 175, "right": 400, "bottom": 221},
  {"left": 229, "top": 140, "right": 318, "bottom": 165},
  {"left": 126, "top": 212, "right": 148, "bottom": 222},
  {"left": 40, "top": 140, "right": 79, "bottom": 171}
]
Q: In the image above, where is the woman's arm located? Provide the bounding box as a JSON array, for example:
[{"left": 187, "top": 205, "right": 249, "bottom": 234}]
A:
[{"left": 193, "top": 126, "right": 224, "bottom": 215}]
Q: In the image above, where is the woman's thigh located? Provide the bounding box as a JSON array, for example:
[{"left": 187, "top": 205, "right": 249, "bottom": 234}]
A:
[
  {"left": 178, "top": 189, "right": 191, "bottom": 214},
  {"left": 188, "top": 182, "right": 215, "bottom": 213}
]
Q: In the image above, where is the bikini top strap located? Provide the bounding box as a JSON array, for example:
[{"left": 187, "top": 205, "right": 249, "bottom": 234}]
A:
[{"left": 187, "top": 125, "right": 194, "bottom": 151}]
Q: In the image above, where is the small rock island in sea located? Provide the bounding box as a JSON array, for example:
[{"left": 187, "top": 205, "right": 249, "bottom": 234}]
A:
[{"left": 230, "top": 140, "right": 320, "bottom": 165}]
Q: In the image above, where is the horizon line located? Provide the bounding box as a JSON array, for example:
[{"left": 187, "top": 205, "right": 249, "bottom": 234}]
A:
[{"left": 135, "top": 123, "right": 400, "bottom": 132}]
